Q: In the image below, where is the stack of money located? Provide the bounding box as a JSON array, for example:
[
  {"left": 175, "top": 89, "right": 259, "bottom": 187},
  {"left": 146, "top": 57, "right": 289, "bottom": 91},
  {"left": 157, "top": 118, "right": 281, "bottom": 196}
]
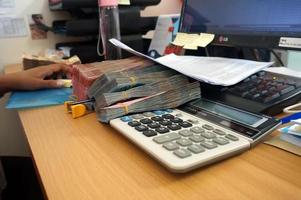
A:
[
  {"left": 72, "top": 57, "right": 154, "bottom": 100},
  {"left": 22, "top": 54, "right": 81, "bottom": 70},
  {"left": 95, "top": 81, "right": 201, "bottom": 123},
  {"left": 87, "top": 68, "right": 177, "bottom": 98},
  {"left": 94, "top": 74, "right": 190, "bottom": 107}
]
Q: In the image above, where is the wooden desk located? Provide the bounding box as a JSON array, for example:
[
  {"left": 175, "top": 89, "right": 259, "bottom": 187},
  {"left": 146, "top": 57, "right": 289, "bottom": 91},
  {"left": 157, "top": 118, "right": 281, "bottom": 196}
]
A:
[
  {"left": 17, "top": 105, "right": 301, "bottom": 200},
  {"left": 5, "top": 64, "right": 301, "bottom": 199}
]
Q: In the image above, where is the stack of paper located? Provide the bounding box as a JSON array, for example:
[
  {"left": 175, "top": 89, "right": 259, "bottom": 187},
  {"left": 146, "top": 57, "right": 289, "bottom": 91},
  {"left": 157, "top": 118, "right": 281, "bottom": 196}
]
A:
[
  {"left": 110, "top": 39, "right": 274, "bottom": 86},
  {"left": 279, "top": 118, "right": 301, "bottom": 147}
]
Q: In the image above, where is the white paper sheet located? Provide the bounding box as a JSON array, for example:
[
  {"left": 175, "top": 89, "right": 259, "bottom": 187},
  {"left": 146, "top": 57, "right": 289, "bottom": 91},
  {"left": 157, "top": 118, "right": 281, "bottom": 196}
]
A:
[
  {"left": 0, "top": 17, "right": 27, "bottom": 38},
  {"left": 110, "top": 39, "right": 274, "bottom": 86},
  {"left": 0, "top": 0, "right": 15, "bottom": 14}
]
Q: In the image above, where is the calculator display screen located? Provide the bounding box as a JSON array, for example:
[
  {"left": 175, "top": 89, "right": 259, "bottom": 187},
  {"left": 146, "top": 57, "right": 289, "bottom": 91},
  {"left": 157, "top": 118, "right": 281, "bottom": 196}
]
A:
[{"left": 191, "top": 99, "right": 267, "bottom": 127}]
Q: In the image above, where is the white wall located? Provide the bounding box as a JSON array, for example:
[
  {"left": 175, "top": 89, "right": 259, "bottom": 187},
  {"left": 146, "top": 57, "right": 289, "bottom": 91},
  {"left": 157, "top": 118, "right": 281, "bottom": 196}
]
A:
[
  {"left": 0, "top": 0, "right": 73, "bottom": 72},
  {"left": 141, "top": 0, "right": 182, "bottom": 16}
]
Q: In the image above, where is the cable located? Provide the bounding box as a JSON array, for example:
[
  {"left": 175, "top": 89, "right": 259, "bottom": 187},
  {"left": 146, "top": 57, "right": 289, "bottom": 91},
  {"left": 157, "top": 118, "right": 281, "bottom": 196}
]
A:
[
  {"left": 204, "top": 47, "right": 210, "bottom": 57},
  {"left": 97, "top": 7, "right": 104, "bottom": 57},
  {"left": 270, "top": 49, "right": 285, "bottom": 66},
  {"left": 252, "top": 49, "right": 260, "bottom": 61}
]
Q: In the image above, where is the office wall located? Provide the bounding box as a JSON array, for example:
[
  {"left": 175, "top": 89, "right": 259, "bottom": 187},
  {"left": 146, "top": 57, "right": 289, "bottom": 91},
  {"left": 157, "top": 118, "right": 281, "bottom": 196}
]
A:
[
  {"left": 0, "top": 0, "right": 76, "bottom": 72},
  {"left": 141, "top": 0, "right": 182, "bottom": 16}
]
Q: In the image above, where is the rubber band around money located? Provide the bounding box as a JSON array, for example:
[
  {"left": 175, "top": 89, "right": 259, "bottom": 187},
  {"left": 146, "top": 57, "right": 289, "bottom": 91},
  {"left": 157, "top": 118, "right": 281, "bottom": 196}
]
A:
[
  {"left": 130, "top": 76, "right": 137, "bottom": 85},
  {"left": 123, "top": 105, "right": 129, "bottom": 114},
  {"left": 122, "top": 91, "right": 128, "bottom": 99}
]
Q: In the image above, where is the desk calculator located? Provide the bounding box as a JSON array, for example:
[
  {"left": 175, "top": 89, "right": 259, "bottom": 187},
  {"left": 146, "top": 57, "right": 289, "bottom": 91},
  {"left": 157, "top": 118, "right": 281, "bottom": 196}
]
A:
[{"left": 110, "top": 98, "right": 280, "bottom": 173}]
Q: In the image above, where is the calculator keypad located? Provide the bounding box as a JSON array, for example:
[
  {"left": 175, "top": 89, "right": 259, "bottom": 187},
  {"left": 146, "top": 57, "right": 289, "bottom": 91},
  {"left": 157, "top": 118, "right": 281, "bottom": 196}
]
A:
[{"left": 121, "top": 110, "right": 239, "bottom": 159}]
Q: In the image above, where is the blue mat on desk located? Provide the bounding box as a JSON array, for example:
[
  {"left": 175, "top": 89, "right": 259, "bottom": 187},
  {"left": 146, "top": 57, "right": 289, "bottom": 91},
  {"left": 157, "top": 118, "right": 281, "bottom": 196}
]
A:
[{"left": 6, "top": 88, "right": 72, "bottom": 109}]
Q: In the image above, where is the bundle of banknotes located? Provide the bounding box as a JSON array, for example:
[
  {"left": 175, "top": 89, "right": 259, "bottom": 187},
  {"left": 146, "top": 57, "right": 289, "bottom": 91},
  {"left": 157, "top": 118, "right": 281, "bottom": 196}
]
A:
[
  {"left": 22, "top": 53, "right": 81, "bottom": 70},
  {"left": 95, "top": 81, "right": 201, "bottom": 123},
  {"left": 72, "top": 56, "right": 201, "bottom": 122},
  {"left": 72, "top": 57, "right": 154, "bottom": 100}
]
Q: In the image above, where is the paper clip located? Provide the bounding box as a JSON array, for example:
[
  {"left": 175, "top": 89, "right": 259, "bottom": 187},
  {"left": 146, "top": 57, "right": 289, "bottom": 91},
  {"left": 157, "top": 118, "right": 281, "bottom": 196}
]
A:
[
  {"left": 283, "top": 102, "right": 301, "bottom": 114},
  {"left": 64, "top": 99, "right": 95, "bottom": 119}
]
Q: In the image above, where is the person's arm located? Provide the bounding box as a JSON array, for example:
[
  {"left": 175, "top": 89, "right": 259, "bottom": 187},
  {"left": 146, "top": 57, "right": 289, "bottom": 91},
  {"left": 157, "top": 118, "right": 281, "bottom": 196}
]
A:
[{"left": 0, "top": 64, "right": 71, "bottom": 97}]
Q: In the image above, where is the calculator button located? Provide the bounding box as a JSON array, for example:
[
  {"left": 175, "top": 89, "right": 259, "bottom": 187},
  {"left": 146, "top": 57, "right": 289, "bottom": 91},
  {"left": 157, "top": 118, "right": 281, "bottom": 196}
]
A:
[
  {"left": 225, "top": 134, "right": 239, "bottom": 141},
  {"left": 153, "top": 110, "right": 166, "bottom": 115},
  {"left": 179, "top": 130, "right": 193, "bottom": 137},
  {"left": 170, "top": 117, "right": 183, "bottom": 123},
  {"left": 151, "top": 116, "right": 164, "bottom": 121},
  {"left": 167, "top": 124, "right": 182, "bottom": 131},
  {"left": 187, "top": 119, "right": 199, "bottom": 124},
  {"left": 189, "top": 135, "right": 205, "bottom": 143},
  {"left": 176, "top": 138, "right": 192, "bottom": 146},
  {"left": 159, "top": 120, "right": 172, "bottom": 126},
  {"left": 120, "top": 116, "right": 132, "bottom": 122},
  {"left": 142, "top": 130, "right": 157, "bottom": 137},
  {"left": 153, "top": 133, "right": 181, "bottom": 144},
  {"left": 135, "top": 125, "right": 148, "bottom": 132},
  {"left": 188, "top": 144, "right": 205, "bottom": 154},
  {"left": 213, "top": 137, "right": 229, "bottom": 145},
  {"left": 163, "top": 142, "right": 179, "bottom": 151},
  {"left": 213, "top": 129, "right": 226, "bottom": 135},
  {"left": 162, "top": 114, "right": 175, "bottom": 119},
  {"left": 202, "top": 124, "right": 214, "bottom": 130},
  {"left": 165, "top": 109, "right": 174, "bottom": 113},
  {"left": 201, "top": 132, "right": 216, "bottom": 139},
  {"left": 143, "top": 112, "right": 156, "bottom": 117},
  {"left": 128, "top": 121, "right": 141, "bottom": 127},
  {"left": 155, "top": 127, "right": 170, "bottom": 134},
  {"left": 190, "top": 127, "right": 205, "bottom": 133},
  {"left": 148, "top": 122, "right": 160, "bottom": 129},
  {"left": 140, "top": 118, "right": 153, "bottom": 124},
  {"left": 132, "top": 114, "right": 145, "bottom": 119},
  {"left": 179, "top": 121, "right": 193, "bottom": 128},
  {"left": 200, "top": 141, "right": 218, "bottom": 149},
  {"left": 173, "top": 149, "right": 192, "bottom": 158}
]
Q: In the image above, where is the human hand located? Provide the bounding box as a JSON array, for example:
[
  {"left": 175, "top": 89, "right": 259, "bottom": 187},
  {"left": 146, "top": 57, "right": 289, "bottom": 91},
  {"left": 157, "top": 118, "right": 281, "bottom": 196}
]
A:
[{"left": 0, "top": 64, "right": 72, "bottom": 95}]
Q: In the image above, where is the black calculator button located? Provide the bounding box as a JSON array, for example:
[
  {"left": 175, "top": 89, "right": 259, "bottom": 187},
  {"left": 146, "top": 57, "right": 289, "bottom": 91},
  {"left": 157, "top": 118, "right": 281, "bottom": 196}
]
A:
[
  {"left": 159, "top": 120, "right": 172, "bottom": 126},
  {"left": 179, "top": 121, "right": 193, "bottom": 128},
  {"left": 155, "top": 127, "right": 170, "bottom": 134},
  {"left": 162, "top": 114, "right": 175, "bottom": 119},
  {"left": 135, "top": 125, "right": 148, "bottom": 132},
  {"left": 151, "top": 116, "right": 164, "bottom": 121},
  {"left": 167, "top": 124, "right": 181, "bottom": 131},
  {"left": 140, "top": 118, "right": 153, "bottom": 124},
  {"left": 128, "top": 121, "right": 141, "bottom": 127},
  {"left": 142, "top": 130, "right": 157, "bottom": 137},
  {"left": 148, "top": 122, "right": 160, "bottom": 129},
  {"left": 170, "top": 118, "right": 183, "bottom": 123}
]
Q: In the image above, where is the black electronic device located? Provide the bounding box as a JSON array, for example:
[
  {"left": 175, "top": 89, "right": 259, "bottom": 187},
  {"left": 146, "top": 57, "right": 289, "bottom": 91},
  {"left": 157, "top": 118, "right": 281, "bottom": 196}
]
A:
[
  {"left": 179, "top": 0, "right": 301, "bottom": 115},
  {"left": 201, "top": 71, "right": 301, "bottom": 116},
  {"left": 180, "top": 0, "right": 301, "bottom": 50}
]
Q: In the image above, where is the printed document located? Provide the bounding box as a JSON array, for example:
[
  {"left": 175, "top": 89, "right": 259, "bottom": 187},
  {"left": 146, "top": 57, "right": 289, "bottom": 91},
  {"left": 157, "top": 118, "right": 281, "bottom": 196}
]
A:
[{"left": 110, "top": 39, "right": 273, "bottom": 86}]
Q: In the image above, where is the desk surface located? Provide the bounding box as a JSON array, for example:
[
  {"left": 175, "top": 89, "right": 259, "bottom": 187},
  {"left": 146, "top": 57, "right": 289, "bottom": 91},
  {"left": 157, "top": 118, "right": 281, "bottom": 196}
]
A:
[{"left": 18, "top": 105, "right": 301, "bottom": 200}]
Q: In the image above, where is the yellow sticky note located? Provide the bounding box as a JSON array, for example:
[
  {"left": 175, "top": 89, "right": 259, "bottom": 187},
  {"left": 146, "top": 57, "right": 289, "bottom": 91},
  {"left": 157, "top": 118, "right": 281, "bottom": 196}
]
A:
[
  {"left": 118, "top": 0, "right": 130, "bottom": 5},
  {"left": 172, "top": 32, "right": 199, "bottom": 48},
  {"left": 172, "top": 33, "right": 188, "bottom": 46},
  {"left": 183, "top": 44, "right": 198, "bottom": 50},
  {"left": 195, "top": 33, "right": 215, "bottom": 47}
]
